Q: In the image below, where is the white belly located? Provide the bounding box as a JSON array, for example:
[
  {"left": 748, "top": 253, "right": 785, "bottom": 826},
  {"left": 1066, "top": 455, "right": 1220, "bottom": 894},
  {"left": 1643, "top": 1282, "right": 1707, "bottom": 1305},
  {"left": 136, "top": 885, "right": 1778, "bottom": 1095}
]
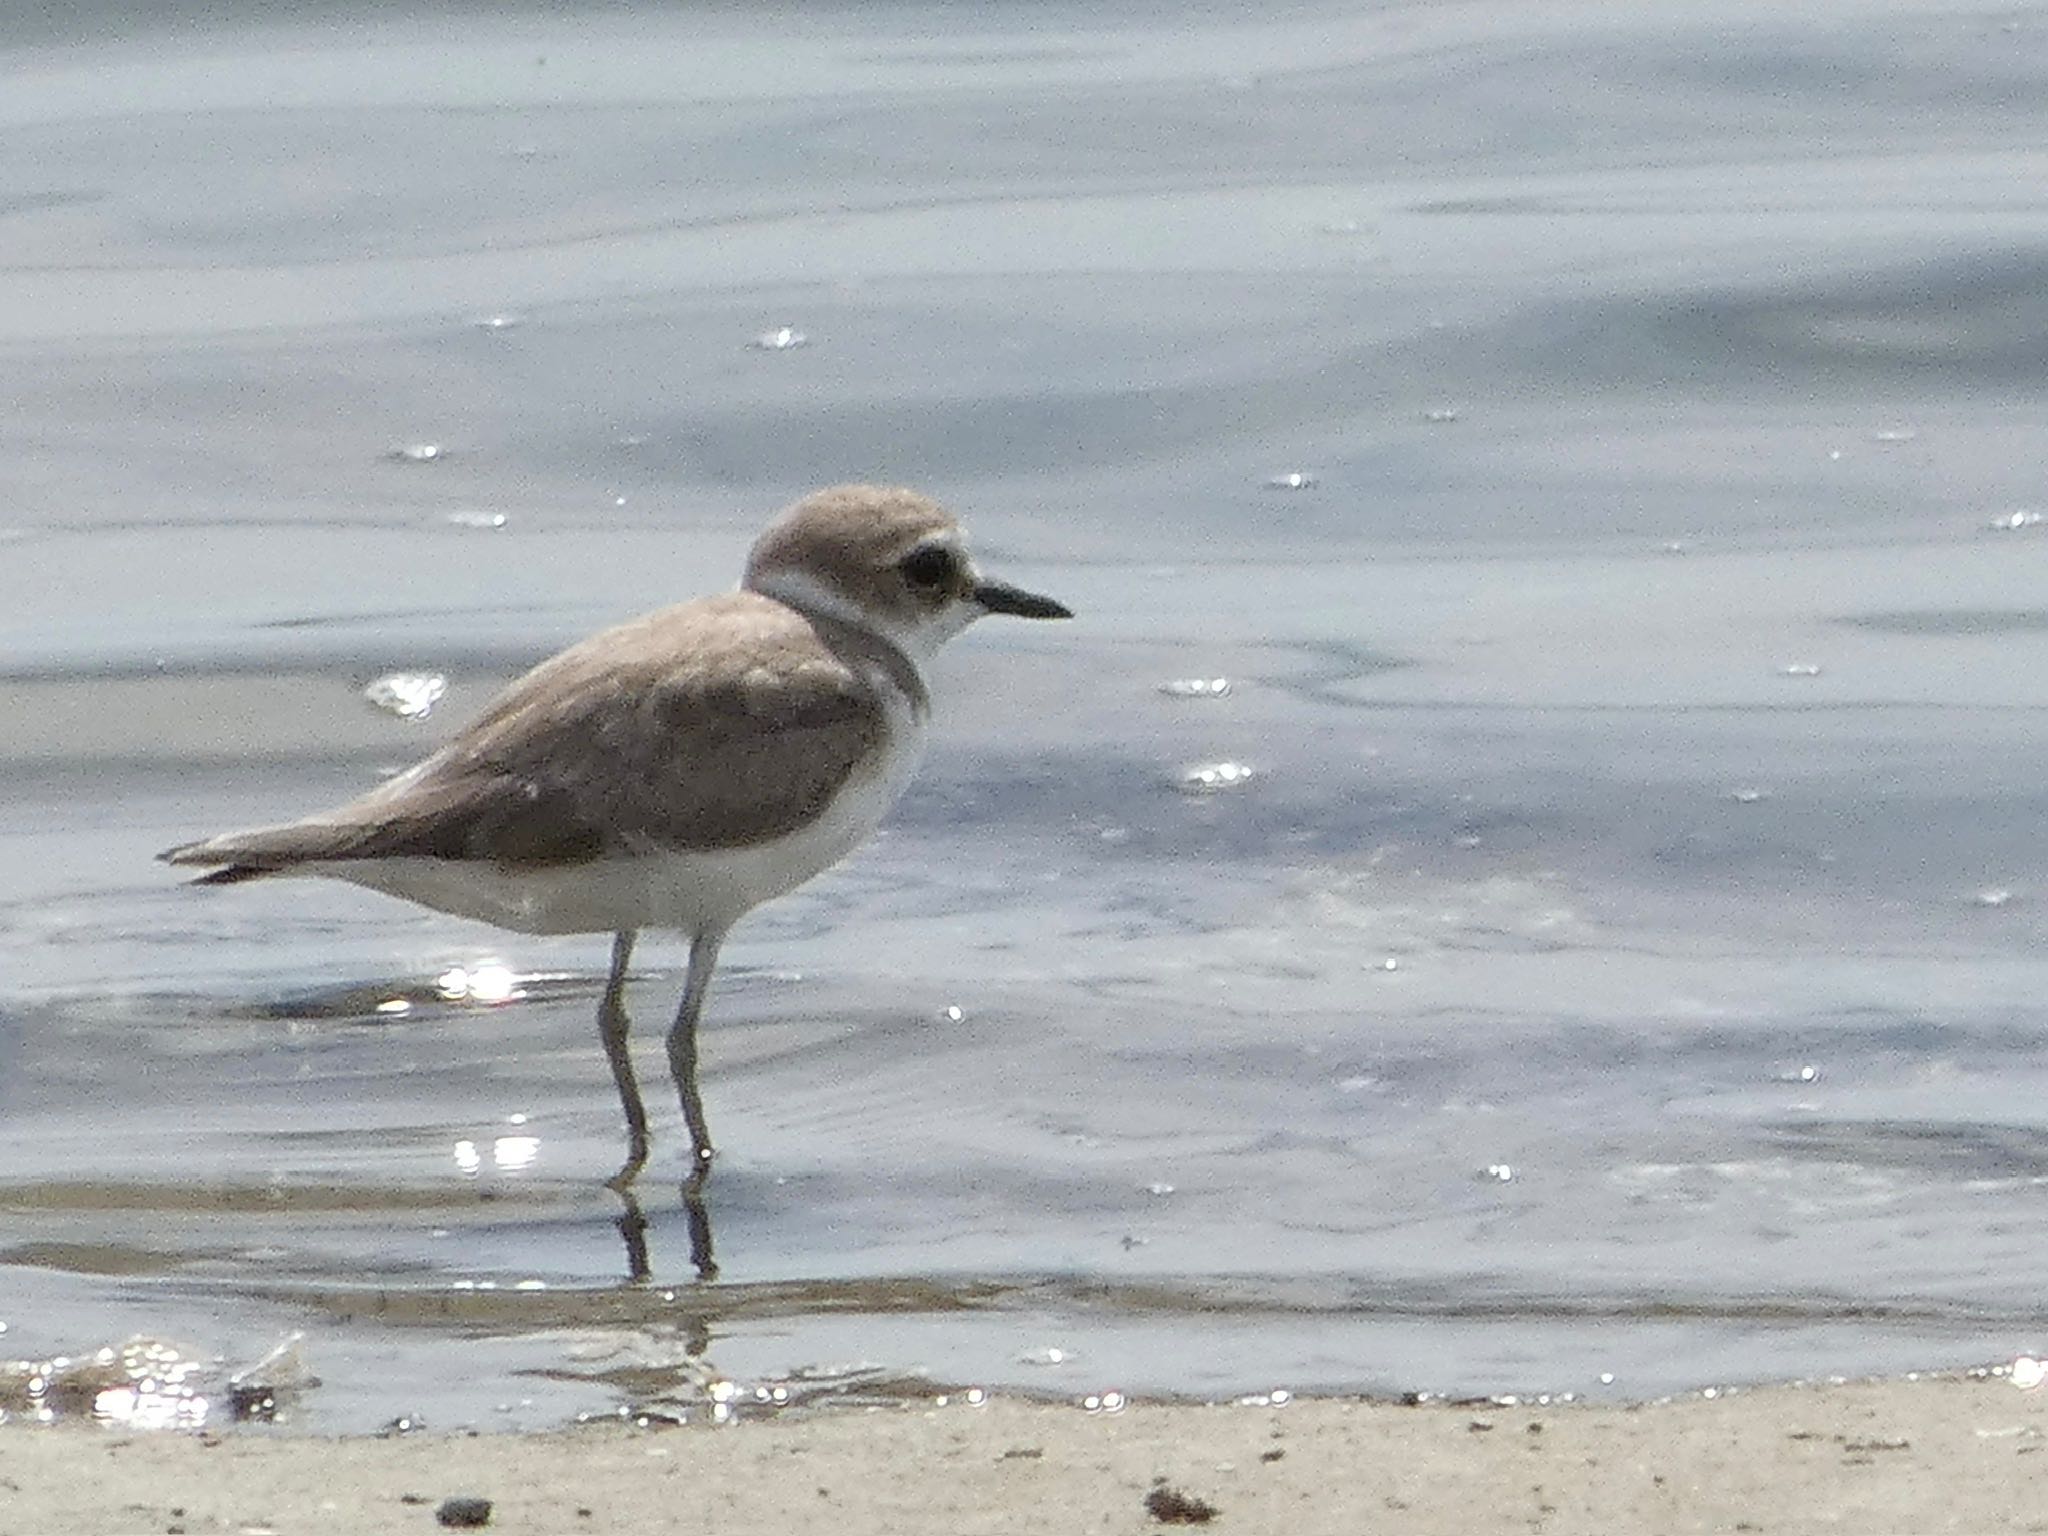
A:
[{"left": 312, "top": 708, "right": 926, "bottom": 937}]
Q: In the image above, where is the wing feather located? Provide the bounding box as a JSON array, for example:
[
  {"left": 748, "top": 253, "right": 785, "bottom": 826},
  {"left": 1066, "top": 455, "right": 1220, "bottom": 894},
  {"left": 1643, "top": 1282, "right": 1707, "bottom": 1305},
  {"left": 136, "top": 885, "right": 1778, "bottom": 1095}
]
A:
[{"left": 162, "top": 594, "right": 890, "bottom": 876}]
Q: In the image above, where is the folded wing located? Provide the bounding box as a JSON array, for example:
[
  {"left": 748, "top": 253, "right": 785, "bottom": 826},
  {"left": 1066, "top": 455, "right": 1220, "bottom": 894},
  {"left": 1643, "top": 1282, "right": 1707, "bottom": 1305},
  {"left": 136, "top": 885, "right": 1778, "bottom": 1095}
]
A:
[{"left": 162, "top": 595, "right": 887, "bottom": 881}]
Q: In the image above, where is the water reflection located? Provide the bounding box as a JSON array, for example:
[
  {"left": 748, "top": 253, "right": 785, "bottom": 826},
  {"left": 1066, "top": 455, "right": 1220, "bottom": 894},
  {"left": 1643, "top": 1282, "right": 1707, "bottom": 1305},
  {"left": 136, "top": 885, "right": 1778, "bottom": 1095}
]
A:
[
  {"left": 611, "top": 1182, "right": 716, "bottom": 1283},
  {"left": 436, "top": 963, "right": 523, "bottom": 1005},
  {"left": 1, "top": 1334, "right": 314, "bottom": 1429},
  {"left": 362, "top": 671, "right": 446, "bottom": 721},
  {"left": 452, "top": 1135, "right": 540, "bottom": 1177}
]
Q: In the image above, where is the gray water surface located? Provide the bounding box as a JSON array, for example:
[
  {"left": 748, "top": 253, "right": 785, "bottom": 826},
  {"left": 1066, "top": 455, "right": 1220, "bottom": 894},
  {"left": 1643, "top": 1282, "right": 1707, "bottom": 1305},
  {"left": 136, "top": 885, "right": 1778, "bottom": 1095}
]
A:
[{"left": 4, "top": 0, "right": 2048, "bottom": 1432}]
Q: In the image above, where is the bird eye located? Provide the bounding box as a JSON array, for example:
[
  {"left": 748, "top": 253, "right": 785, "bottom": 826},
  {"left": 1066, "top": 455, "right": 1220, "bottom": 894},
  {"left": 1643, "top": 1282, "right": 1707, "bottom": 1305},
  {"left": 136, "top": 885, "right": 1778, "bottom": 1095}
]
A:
[{"left": 898, "top": 544, "right": 957, "bottom": 590}]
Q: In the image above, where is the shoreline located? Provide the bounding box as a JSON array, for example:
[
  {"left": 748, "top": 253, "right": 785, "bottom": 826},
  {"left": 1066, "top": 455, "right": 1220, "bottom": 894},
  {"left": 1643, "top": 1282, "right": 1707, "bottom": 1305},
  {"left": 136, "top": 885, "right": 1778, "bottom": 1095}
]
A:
[{"left": 3, "top": 1372, "right": 2044, "bottom": 1535}]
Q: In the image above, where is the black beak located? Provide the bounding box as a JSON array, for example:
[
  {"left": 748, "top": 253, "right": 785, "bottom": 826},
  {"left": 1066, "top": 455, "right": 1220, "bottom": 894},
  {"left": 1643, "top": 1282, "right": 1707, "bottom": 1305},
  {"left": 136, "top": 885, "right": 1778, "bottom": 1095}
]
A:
[{"left": 974, "top": 577, "right": 1072, "bottom": 620}]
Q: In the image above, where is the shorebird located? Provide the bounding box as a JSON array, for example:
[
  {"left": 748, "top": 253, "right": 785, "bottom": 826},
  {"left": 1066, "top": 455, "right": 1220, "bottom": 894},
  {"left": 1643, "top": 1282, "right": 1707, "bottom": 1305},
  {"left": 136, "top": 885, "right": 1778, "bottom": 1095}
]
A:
[{"left": 163, "top": 484, "right": 1071, "bottom": 1189}]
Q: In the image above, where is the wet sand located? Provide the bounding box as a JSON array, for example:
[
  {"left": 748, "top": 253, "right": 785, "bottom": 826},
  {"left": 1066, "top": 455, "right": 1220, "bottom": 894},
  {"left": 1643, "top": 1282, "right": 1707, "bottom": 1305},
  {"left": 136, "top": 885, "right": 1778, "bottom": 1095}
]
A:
[{"left": 5, "top": 1375, "right": 2045, "bottom": 1536}]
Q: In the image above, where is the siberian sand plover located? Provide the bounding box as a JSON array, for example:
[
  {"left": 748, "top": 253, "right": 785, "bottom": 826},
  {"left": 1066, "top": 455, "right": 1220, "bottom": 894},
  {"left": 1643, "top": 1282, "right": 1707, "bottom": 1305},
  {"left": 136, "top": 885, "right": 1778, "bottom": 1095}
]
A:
[{"left": 163, "top": 484, "right": 1071, "bottom": 1189}]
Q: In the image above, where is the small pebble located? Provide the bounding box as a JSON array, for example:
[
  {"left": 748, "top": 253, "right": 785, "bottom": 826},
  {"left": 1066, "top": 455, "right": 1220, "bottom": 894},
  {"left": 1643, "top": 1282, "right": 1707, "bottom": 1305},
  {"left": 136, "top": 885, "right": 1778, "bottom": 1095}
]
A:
[{"left": 436, "top": 1497, "right": 493, "bottom": 1528}]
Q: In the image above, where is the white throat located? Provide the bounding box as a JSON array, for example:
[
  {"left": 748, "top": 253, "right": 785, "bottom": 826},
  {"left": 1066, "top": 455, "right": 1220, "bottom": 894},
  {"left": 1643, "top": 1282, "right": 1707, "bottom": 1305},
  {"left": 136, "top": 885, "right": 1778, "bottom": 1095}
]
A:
[{"left": 745, "top": 567, "right": 974, "bottom": 666}]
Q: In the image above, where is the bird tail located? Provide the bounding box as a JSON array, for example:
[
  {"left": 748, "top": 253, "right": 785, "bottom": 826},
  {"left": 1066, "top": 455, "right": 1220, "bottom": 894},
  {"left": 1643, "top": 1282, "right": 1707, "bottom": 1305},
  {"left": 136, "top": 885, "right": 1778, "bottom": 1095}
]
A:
[
  {"left": 176, "top": 860, "right": 276, "bottom": 886},
  {"left": 159, "top": 823, "right": 345, "bottom": 884}
]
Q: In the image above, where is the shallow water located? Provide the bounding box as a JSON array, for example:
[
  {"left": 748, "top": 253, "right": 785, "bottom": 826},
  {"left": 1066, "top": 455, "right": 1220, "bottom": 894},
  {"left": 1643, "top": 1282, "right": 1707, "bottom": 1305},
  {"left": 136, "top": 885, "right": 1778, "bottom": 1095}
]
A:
[{"left": 6, "top": 0, "right": 2048, "bottom": 1432}]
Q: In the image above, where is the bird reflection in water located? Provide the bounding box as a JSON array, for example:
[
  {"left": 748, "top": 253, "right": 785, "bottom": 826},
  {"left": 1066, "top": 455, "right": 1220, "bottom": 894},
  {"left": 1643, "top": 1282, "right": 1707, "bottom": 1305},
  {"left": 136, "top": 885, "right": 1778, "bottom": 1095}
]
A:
[
  {"left": 444, "top": 1122, "right": 714, "bottom": 1280},
  {"left": 611, "top": 1178, "right": 715, "bottom": 1283}
]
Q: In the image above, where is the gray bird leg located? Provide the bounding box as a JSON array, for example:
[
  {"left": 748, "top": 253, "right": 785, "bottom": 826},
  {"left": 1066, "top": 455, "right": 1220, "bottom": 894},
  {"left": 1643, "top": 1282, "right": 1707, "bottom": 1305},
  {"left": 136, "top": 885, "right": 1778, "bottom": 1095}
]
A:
[
  {"left": 598, "top": 929, "right": 651, "bottom": 1190},
  {"left": 667, "top": 926, "right": 727, "bottom": 1186}
]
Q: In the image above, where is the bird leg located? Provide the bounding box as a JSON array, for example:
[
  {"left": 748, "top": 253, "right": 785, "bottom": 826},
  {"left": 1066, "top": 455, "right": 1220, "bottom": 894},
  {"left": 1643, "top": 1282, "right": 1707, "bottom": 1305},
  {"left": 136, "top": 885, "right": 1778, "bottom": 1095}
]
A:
[
  {"left": 668, "top": 926, "right": 727, "bottom": 1186},
  {"left": 598, "top": 929, "right": 651, "bottom": 1190}
]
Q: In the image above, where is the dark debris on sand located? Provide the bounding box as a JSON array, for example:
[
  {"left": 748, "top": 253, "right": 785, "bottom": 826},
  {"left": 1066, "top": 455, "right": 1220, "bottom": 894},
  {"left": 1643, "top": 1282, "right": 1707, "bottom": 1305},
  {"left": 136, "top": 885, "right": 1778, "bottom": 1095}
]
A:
[
  {"left": 1145, "top": 1482, "right": 1219, "bottom": 1524},
  {"left": 435, "top": 1496, "right": 493, "bottom": 1528}
]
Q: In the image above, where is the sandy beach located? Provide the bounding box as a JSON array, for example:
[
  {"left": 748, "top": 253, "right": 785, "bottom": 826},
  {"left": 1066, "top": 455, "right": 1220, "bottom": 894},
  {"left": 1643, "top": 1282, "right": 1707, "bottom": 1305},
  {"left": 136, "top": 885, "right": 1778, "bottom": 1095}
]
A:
[{"left": 3, "top": 1374, "right": 2043, "bottom": 1536}]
